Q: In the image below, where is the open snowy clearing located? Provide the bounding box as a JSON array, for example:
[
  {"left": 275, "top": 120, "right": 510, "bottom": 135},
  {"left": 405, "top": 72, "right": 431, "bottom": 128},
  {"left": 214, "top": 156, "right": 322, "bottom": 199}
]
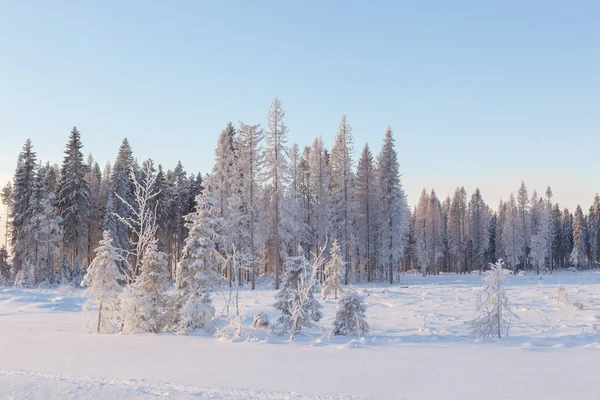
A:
[{"left": 2, "top": 272, "right": 600, "bottom": 399}]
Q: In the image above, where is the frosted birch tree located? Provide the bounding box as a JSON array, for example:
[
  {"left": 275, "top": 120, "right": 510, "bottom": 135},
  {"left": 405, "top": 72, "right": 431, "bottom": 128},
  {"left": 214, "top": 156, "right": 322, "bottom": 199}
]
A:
[
  {"left": 467, "top": 259, "right": 512, "bottom": 338},
  {"left": 113, "top": 160, "right": 160, "bottom": 280}
]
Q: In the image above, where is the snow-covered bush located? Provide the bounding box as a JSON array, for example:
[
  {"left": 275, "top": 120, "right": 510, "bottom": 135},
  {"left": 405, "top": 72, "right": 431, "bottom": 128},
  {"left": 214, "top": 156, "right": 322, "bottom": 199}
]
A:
[
  {"left": 13, "top": 269, "right": 29, "bottom": 288},
  {"left": 178, "top": 294, "right": 216, "bottom": 334},
  {"left": 81, "top": 231, "right": 125, "bottom": 333},
  {"left": 322, "top": 239, "right": 345, "bottom": 300},
  {"left": 554, "top": 286, "right": 569, "bottom": 307},
  {"left": 274, "top": 249, "right": 322, "bottom": 339},
  {"left": 467, "top": 259, "right": 512, "bottom": 339},
  {"left": 252, "top": 312, "right": 270, "bottom": 329},
  {"left": 121, "top": 239, "right": 170, "bottom": 333},
  {"left": 332, "top": 289, "right": 369, "bottom": 336}
]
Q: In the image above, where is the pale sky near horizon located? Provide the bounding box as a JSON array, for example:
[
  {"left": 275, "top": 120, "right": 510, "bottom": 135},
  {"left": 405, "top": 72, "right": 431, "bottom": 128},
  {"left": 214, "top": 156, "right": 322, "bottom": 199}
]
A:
[{"left": 1, "top": 1, "right": 599, "bottom": 247}]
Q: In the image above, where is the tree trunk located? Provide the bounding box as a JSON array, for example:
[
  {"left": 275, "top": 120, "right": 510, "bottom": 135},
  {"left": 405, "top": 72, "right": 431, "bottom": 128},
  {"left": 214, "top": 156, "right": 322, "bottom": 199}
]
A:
[{"left": 97, "top": 301, "right": 103, "bottom": 333}]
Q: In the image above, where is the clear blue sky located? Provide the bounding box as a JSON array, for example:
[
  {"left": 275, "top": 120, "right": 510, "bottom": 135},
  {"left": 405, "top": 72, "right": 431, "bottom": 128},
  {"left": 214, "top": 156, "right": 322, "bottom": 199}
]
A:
[{"left": 1, "top": 0, "right": 599, "bottom": 215}]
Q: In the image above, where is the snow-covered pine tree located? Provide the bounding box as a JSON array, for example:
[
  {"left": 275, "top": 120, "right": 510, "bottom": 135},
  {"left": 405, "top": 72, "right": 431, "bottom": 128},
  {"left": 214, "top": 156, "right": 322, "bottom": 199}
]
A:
[
  {"left": 81, "top": 231, "right": 124, "bottom": 333},
  {"left": 262, "top": 97, "right": 289, "bottom": 289},
  {"left": 332, "top": 289, "right": 369, "bottom": 336},
  {"left": 377, "top": 126, "right": 408, "bottom": 283},
  {"left": 274, "top": 247, "right": 322, "bottom": 339},
  {"left": 467, "top": 259, "right": 512, "bottom": 338},
  {"left": 356, "top": 144, "right": 378, "bottom": 282},
  {"left": 121, "top": 238, "right": 170, "bottom": 333},
  {"left": 329, "top": 115, "right": 357, "bottom": 284},
  {"left": 172, "top": 190, "right": 222, "bottom": 335},
  {"left": 56, "top": 127, "right": 91, "bottom": 266},
  {"left": 322, "top": 239, "right": 345, "bottom": 299}
]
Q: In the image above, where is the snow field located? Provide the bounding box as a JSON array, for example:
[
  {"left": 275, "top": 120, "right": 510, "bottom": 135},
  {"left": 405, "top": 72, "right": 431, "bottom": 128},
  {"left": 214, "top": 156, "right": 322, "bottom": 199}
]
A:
[{"left": 2, "top": 271, "right": 600, "bottom": 399}]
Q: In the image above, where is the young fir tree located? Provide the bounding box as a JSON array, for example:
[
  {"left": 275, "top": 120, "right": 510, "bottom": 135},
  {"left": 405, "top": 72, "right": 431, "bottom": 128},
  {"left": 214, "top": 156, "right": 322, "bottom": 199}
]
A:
[
  {"left": 81, "top": 231, "right": 124, "bottom": 333},
  {"left": 274, "top": 248, "right": 322, "bottom": 339},
  {"left": 172, "top": 191, "right": 222, "bottom": 335},
  {"left": 467, "top": 259, "right": 512, "bottom": 338},
  {"left": 332, "top": 289, "right": 369, "bottom": 336},
  {"left": 322, "top": 239, "right": 345, "bottom": 300},
  {"left": 121, "top": 239, "right": 170, "bottom": 333},
  {"left": 56, "top": 127, "right": 91, "bottom": 265}
]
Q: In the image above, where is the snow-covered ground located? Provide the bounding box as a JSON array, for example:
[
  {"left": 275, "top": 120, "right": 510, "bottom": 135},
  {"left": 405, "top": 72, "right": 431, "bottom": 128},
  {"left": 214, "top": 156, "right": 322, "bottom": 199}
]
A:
[{"left": 2, "top": 272, "right": 600, "bottom": 399}]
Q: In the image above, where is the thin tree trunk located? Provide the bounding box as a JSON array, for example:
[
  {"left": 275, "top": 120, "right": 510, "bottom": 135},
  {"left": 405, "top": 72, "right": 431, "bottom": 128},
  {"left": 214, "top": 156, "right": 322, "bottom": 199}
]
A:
[{"left": 97, "top": 301, "right": 103, "bottom": 333}]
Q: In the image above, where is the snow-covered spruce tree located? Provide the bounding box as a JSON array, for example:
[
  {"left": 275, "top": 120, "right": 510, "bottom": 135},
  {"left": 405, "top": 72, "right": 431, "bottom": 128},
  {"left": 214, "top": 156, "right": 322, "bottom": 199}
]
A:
[
  {"left": 10, "top": 139, "right": 38, "bottom": 275},
  {"left": 571, "top": 205, "right": 588, "bottom": 267},
  {"left": 81, "top": 231, "right": 124, "bottom": 333},
  {"left": 332, "top": 289, "right": 369, "bottom": 336},
  {"left": 468, "top": 188, "right": 489, "bottom": 272},
  {"left": 172, "top": 191, "right": 222, "bottom": 335},
  {"left": 274, "top": 247, "right": 322, "bottom": 339},
  {"left": 121, "top": 239, "right": 170, "bottom": 333},
  {"left": 356, "top": 144, "right": 378, "bottom": 282},
  {"left": 322, "top": 239, "right": 345, "bottom": 300},
  {"left": 56, "top": 127, "right": 91, "bottom": 266},
  {"left": 377, "top": 127, "right": 408, "bottom": 283},
  {"left": 105, "top": 138, "right": 135, "bottom": 273},
  {"left": 467, "top": 259, "right": 512, "bottom": 339}
]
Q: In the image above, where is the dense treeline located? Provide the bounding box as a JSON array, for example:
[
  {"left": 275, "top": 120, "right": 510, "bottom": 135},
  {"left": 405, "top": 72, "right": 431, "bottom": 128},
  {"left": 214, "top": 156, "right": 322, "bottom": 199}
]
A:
[{"left": 1, "top": 97, "right": 599, "bottom": 289}]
